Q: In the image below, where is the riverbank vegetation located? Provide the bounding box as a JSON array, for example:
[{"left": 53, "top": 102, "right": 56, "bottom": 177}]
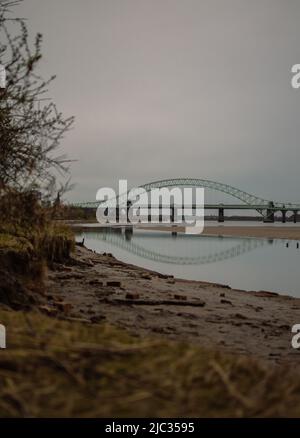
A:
[
  {"left": 0, "top": 0, "right": 75, "bottom": 305},
  {"left": 0, "top": 190, "right": 74, "bottom": 308},
  {"left": 1, "top": 307, "right": 300, "bottom": 417}
]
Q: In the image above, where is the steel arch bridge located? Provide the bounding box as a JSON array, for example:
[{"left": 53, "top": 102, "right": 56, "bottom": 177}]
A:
[
  {"left": 140, "top": 178, "right": 268, "bottom": 206},
  {"left": 72, "top": 178, "right": 300, "bottom": 209},
  {"left": 83, "top": 230, "right": 270, "bottom": 265}
]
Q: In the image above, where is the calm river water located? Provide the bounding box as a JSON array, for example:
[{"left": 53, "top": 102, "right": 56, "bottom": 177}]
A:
[{"left": 75, "top": 223, "right": 300, "bottom": 297}]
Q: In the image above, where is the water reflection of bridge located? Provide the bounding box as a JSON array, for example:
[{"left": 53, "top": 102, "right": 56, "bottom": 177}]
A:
[{"left": 83, "top": 229, "right": 273, "bottom": 265}]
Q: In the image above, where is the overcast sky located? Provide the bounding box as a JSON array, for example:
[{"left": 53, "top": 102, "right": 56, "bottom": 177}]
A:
[{"left": 15, "top": 0, "right": 300, "bottom": 202}]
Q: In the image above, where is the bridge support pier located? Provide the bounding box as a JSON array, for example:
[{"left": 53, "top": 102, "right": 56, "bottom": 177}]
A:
[
  {"left": 124, "top": 226, "right": 133, "bottom": 241},
  {"left": 218, "top": 208, "right": 224, "bottom": 223},
  {"left": 170, "top": 205, "right": 178, "bottom": 236},
  {"left": 264, "top": 202, "right": 275, "bottom": 223},
  {"left": 263, "top": 209, "right": 275, "bottom": 223},
  {"left": 170, "top": 205, "right": 175, "bottom": 223},
  {"left": 281, "top": 210, "right": 286, "bottom": 223},
  {"left": 294, "top": 211, "right": 298, "bottom": 223},
  {"left": 159, "top": 204, "right": 162, "bottom": 223}
]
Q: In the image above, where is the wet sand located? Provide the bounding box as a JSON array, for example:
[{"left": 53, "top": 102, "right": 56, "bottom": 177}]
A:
[
  {"left": 203, "top": 225, "right": 300, "bottom": 240},
  {"left": 44, "top": 244, "right": 300, "bottom": 366},
  {"left": 140, "top": 225, "right": 300, "bottom": 240}
]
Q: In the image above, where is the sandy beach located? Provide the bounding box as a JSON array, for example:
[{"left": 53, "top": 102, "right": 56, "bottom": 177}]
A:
[
  {"left": 43, "top": 242, "right": 300, "bottom": 366},
  {"left": 137, "top": 225, "right": 300, "bottom": 240},
  {"left": 203, "top": 225, "right": 300, "bottom": 240}
]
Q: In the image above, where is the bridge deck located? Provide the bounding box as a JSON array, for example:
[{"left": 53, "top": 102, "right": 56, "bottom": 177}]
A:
[{"left": 73, "top": 203, "right": 299, "bottom": 212}]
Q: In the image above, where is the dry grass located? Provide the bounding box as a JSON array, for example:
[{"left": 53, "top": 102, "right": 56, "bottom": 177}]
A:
[
  {"left": 0, "top": 223, "right": 74, "bottom": 308},
  {"left": 1, "top": 307, "right": 300, "bottom": 418},
  {"left": 0, "top": 190, "right": 75, "bottom": 264}
]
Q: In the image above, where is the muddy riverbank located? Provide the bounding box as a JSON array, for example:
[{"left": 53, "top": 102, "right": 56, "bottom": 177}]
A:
[{"left": 43, "top": 244, "right": 300, "bottom": 366}]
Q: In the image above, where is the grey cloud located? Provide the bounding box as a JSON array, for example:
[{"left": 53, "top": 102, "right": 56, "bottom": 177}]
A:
[{"left": 15, "top": 0, "right": 300, "bottom": 202}]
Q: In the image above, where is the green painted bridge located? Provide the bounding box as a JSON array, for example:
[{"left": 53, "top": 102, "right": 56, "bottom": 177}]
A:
[{"left": 71, "top": 178, "right": 300, "bottom": 223}]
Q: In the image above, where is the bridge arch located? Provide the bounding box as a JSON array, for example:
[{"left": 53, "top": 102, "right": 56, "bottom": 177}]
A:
[{"left": 139, "top": 178, "right": 268, "bottom": 206}]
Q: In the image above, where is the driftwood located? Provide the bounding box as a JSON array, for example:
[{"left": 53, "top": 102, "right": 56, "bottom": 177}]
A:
[{"left": 103, "top": 298, "right": 205, "bottom": 307}]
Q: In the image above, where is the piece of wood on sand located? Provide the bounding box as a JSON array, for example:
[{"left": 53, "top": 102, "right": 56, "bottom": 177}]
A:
[{"left": 103, "top": 298, "right": 205, "bottom": 307}]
